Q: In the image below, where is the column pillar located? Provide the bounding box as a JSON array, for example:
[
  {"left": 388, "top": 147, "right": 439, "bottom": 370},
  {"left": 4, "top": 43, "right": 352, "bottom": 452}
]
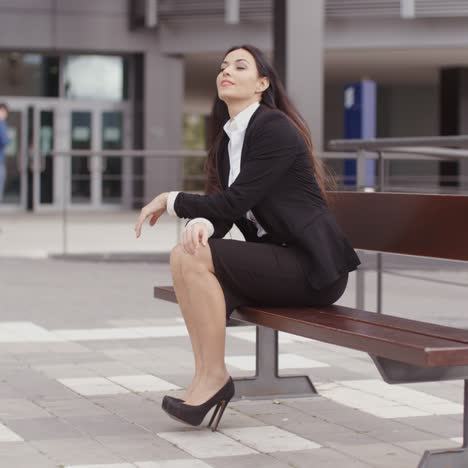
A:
[
  {"left": 143, "top": 51, "right": 184, "bottom": 203},
  {"left": 273, "top": 0, "right": 324, "bottom": 152}
]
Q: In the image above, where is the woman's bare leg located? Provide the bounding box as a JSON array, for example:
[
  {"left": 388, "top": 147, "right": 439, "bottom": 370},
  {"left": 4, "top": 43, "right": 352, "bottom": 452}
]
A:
[
  {"left": 171, "top": 243, "right": 230, "bottom": 406},
  {"left": 170, "top": 245, "right": 204, "bottom": 400}
]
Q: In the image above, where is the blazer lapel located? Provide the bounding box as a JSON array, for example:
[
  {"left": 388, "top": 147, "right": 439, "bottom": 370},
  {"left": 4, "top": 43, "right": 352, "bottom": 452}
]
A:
[
  {"left": 218, "top": 134, "right": 230, "bottom": 189},
  {"left": 218, "top": 103, "right": 268, "bottom": 189},
  {"left": 239, "top": 103, "right": 267, "bottom": 169}
]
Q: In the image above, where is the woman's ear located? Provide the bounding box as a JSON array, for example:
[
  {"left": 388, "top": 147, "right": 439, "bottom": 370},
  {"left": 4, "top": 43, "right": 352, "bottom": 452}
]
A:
[{"left": 256, "top": 77, "right": 270, "bottom": 94}]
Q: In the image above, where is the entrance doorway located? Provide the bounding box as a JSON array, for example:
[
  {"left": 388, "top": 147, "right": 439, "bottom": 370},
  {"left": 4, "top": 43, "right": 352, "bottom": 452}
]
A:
[{"left": 0, "top": 97, "right": 133, "bottom": 212}]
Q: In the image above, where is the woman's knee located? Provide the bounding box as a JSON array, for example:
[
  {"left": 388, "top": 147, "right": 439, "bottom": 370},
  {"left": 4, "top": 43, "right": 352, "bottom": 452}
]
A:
[
  {"left": 170, "top": 244, "right": 185, "bottom": 278},
  {"left": 171, "top": 243, "right": 214, "bottom": 278}
]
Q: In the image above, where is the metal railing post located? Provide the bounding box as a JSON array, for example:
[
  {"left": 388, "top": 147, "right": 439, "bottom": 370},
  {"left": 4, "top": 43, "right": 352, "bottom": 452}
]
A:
[
  {"left": 355, "top": 150, "right": 366, "bottom": 309},
  {"left": 376, "top": 151, "right": 384, "bottom": 314},
  {"left": 62, "top": 152, "right": 68, "bottom": 255}
]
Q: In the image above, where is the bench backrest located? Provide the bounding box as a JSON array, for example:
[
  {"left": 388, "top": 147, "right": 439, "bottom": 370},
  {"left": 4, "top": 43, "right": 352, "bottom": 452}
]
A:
[{"left": 329, "top": 191, "right": 468, "bottom": 262}]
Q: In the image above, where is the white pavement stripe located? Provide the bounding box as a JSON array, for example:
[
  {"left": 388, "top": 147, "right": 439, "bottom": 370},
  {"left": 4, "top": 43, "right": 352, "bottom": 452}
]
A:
[
  {"left": 227, "top": 329, "right": 310, "bottom": 343},
  {"left": 52, "top": 326, "right": 189, "bottom": 341},
  {"left": 58, "top": 377, "right": 131, "bottom": 396},
  {"left": 136, "top": 461, "right": 214, "bottom": 467},
  {"left": 66, "top": 461, "right": 213, "bottom": 468},
  {"left": 317, "top": 380, "right": 463, "bottom": 418},
  {"left": 58, "top": 375, "right": 181, "bottom": 396},
  {"left": 157, "top": 430, "right": 258, "bottom": 458},
  {"left": 108, "top": 375, "right": 181, "bottom": 393},
  {"left": 0, "top": 422, "right": 24, "bottom": 442},
  {"left": 0, "top": 321, "right": 66, "bottom": 343},
  {"left": 66, "top": 464, "right": 135, "bottom": 468},
  {"left": 221, "top": 426, "right": 321, "bottom": 452},
  {"left": 337, "top": 380, "right": 463, "bottom": 414},
  {"left": 226, "top": 353, "right": 329, "bottom": 371}
]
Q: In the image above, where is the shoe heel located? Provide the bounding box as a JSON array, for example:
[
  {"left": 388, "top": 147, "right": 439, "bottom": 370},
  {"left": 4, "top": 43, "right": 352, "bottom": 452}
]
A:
[
  {"left": 208, "top": 397, "right": 231, "bottom": 432},
  {"left": 207, "top": 401, "right": 222, "bottom": 428}
]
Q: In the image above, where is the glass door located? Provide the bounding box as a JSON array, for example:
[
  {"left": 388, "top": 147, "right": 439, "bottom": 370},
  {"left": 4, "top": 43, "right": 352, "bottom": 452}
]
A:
[
  {"left": 70, "top": 110, "right": 92, "bottom": 205},
  {"left": 0, "top": 99, "right": 132, "bottom": 212},
  {"left": 101, "top": 109, "right": 132, "bottom": 208},
  {"left": 63, "top": 102, "right": 132, "bottom": 210},
  {"left": 30, "top": 105, "right": 56, "bottom": 211}
]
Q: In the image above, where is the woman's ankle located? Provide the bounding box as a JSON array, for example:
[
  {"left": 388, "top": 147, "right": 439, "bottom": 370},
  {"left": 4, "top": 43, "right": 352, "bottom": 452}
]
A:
[
  {"left": 200, "top": 369, "right": 230, "bottom": 385},
  {"left": 183, "top": 375, "right": 201, "bottom": 397}
]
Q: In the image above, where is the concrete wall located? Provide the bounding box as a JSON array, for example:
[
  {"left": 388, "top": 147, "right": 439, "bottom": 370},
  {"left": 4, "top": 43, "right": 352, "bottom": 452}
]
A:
[
  {"left": 377, "top": 84, "right": 438, "bottom": 138},
  {"left": 323, "top": 82, "right": 440, "bottom": 188},
  {"left": 0, "top": 0, "right": 186, "bottom": 200},
  {"left": 0, "top": 1, "right": 461, "bottom": 201}
]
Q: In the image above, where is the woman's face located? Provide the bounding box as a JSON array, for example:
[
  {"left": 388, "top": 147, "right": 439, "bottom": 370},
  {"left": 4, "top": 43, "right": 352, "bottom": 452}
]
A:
[{"left": 216, "top": 48, "right": 269, "bottom": 103}]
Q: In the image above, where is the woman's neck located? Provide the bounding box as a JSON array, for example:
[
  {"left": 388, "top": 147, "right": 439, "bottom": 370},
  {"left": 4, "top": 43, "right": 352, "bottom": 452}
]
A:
[{"left": 226, "top": 99, "right": 260, "bottom": 120}]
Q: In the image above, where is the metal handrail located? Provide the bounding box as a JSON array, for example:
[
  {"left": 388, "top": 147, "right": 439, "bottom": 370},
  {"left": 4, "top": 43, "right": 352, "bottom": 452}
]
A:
[
  {"left": 44, "top": 145, "right": 468, "bottom": 160},
  {"left": 328, "top": 135, "right": 468, "bottom": 151},
  {"left": 328, "top": 135, "right": 468, "bottom": 315},
  {"left": 40, "top": 142, "right": 468, "bottom": 315},
  {"left": 44, "top": 150, "right": 207, "bottom": 158}
]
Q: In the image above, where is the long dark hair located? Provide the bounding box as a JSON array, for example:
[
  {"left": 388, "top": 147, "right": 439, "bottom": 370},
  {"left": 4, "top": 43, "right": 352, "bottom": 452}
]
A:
[{"left": 203, "top": 44, "right": 337, "bottom": 206}]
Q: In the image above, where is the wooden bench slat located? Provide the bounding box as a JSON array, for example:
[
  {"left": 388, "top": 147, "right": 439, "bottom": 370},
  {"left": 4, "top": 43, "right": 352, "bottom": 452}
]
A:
[
  {"left": 332, "top": 192, "right": 468, "bottom": 261},
  {"left": 234, "top": 306, "right": 468, "bottom": 368},
  {"left": 154, "top": 286, "right": 179, "bottom": 304},
  {"left": 155, "top": 286, "right": 468, "bottom": 367},
  {"left": 314, "top": 304, "right": 468, "bottom": 345}
]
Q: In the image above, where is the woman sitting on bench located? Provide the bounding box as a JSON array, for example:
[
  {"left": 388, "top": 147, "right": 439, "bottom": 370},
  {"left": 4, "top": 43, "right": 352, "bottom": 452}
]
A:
[{"left": 134, "top": 44, "right": 361, "bottom": 432}]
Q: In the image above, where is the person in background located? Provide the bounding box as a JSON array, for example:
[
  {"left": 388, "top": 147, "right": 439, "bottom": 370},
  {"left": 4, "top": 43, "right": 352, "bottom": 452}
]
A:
[{"left": 0, "top": 103, "right": 10, "bottom": 202}]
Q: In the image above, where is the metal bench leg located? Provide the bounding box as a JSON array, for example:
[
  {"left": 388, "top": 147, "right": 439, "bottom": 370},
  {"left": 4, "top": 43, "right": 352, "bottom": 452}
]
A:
[
  {"left": 418, "top": 379, "right": 468, "bottom": 468},
  {"left": 232, "top": 325, "right": 317, "bottom": 400}
]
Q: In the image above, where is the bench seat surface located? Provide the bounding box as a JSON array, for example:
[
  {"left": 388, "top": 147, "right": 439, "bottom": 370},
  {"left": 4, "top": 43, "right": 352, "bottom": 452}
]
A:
[{"left": 154, "top": 286, "right": 468, "bottom": 368}]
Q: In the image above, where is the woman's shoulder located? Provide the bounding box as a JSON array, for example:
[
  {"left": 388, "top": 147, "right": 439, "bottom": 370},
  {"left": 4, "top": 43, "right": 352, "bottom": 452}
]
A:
[
  {"left": 256, "top": 104, "right": 289, "bottom": 122},
  {"left": 252, "top": 105, "right": 301, "bottom": 143},
  {"left": 254, "top": 105, "right": 298, "bottom": 133}
]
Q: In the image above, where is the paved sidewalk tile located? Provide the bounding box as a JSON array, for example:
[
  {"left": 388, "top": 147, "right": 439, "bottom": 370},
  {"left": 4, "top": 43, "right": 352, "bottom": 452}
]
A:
[
  {"left": 0, "top": 422, "right": 24, "bottom": 441},
  {"left": 0, "top": 441, "right": 57, "bottom": 467},
  {"left": 4, "top": 417, "right": 84, "bottom": 440},
  {"left": 221, "top": 425, "right": 321, "bottom": 452},
  {"left": 206, "top": 453, "right": 295, "bottom": 467},
  {"left": 58, "top": 377, "right": 131, "bottom": 396},
  {"left": 1, "top": 256, "right": 467, "bottom": 467},
  {"left": 330, "top": 442, "right": 421, "bottom": 467},
  {"left": 109, "top": 375, "right": 181, "bottom": 393},
  {"left": 273, "top": 448, "right": 374, "bottom": 467},
  {"left": 0, "top": 398, "right": 54, "bottom": 420},
  {"left": 136, "top": 461, "right": 214, "bottom": 468},
  {"left": 157, "top": 430, "right": 259, "bottom": 458},
  {"left": 225, "top": 353, "right": 329, "bottom": 371}
]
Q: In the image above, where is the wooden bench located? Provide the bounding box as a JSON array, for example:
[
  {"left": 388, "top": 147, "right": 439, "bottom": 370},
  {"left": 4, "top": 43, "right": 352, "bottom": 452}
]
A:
[{"left": 155, "top": 191, "right": 468, "bottom": 468}]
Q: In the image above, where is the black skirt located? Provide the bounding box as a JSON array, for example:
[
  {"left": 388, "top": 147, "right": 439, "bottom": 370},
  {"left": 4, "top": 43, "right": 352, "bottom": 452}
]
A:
[{"left": 208, "top": 236, "right": 349, "bottom": 321}]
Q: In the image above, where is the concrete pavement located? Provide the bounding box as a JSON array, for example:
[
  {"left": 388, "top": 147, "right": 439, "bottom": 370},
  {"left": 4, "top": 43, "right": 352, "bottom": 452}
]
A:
[{"left": 0, "top": 212, "right": 468, "bottom": 466}]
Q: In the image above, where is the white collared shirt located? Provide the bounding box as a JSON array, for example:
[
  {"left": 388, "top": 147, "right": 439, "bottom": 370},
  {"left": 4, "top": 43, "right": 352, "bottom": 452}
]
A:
[{"left": 167, "top": 100, "right": 267, "bottom": 238}]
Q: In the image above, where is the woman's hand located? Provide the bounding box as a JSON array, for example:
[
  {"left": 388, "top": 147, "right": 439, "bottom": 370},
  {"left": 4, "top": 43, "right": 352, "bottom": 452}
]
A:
[
  {"left": 181, "top": 222, "right": 209, "bottom": 255},
  {"left": 134, "top": 192, "right": 169, "bottom": 238}
]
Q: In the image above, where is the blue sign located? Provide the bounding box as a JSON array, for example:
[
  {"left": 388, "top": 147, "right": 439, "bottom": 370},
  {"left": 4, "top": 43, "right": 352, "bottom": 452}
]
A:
[{"left": 343, "top": 80, "right": 376, "bottom": 187}]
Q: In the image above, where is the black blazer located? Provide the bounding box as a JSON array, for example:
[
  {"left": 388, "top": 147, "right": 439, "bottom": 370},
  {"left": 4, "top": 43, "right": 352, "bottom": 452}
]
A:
[{"left": 174, "top": 103, "right": 361, "bottom": 290}]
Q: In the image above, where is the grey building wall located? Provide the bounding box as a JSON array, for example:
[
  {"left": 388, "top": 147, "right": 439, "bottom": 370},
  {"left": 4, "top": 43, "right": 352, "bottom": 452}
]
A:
[
  {"left": 1, "top": 0, "right": 466, "bottom": 203},
  {"left": 0, "top": 0, "right": 185, "bottom": 202}
]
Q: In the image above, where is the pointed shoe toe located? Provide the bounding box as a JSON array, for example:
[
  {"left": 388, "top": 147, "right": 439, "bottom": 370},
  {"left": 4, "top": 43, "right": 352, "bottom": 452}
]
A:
[{"left": 162, "top": 376, "right": 235, "bottom": 431}]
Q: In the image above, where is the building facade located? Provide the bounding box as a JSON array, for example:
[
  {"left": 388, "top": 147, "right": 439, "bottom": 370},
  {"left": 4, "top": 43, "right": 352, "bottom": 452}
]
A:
[{"left": 1, "top": 0, "right": 468, "bottom": 213}]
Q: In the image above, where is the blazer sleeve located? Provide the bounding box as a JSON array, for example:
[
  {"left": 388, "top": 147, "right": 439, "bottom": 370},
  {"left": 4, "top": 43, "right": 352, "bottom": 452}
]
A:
[
  {"left": 211, "top": 219, "right": 234, "bottom": 238},
  {"left": 173, "top": 113, "right": 298, "bottom": 222},
  {"left": 184, "top": 217, "right": 233, "bottom": 239}
]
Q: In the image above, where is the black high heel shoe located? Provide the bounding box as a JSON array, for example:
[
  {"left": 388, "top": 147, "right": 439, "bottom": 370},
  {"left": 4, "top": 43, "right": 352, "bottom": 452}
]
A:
[
  {"left": 162, "top": 395, "right": 183, "bottom": 406},
  {"left": 162, "top": 376, "right": 235, "bottom": 432}
]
